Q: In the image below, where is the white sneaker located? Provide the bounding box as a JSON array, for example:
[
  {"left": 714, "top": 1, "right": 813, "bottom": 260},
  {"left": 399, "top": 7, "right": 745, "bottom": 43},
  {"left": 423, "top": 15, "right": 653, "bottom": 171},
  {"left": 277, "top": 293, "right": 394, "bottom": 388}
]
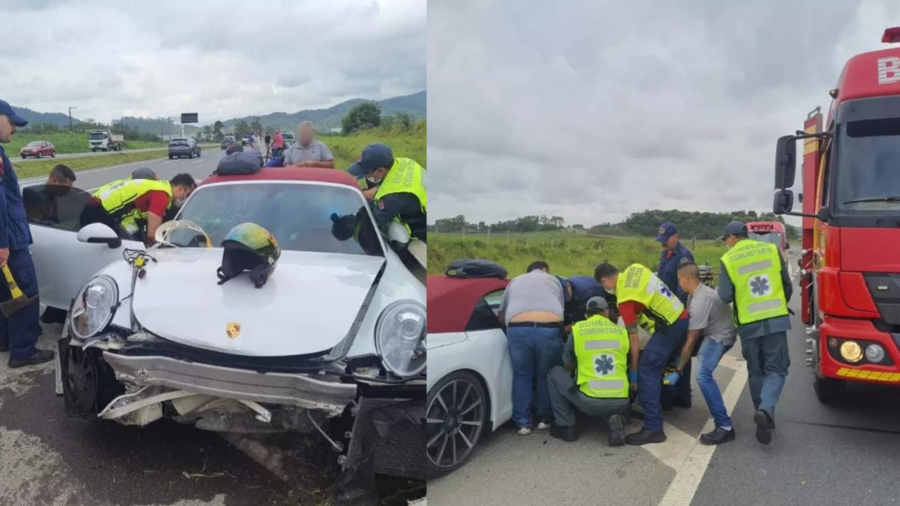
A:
[
  {"left": 517, "top": 427, "right": 532, "bottom": 436},
  {"left": 537, "top": 421, "right": 552, "bottom": 430}
]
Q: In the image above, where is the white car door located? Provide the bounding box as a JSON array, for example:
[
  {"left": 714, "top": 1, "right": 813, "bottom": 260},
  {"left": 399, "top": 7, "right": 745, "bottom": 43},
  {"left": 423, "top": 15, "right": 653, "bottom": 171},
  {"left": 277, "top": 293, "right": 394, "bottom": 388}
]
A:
[{"left": 24, "top": 185, "right": 143, "bottom": 310}]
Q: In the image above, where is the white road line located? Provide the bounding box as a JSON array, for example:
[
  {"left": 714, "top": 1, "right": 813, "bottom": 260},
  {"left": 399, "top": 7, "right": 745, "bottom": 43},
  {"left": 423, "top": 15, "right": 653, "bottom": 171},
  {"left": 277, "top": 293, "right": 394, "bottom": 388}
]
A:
[
  {"left": 657, "top": 361, "right": 749, "bottom": 506},
  {"left": 191, "top": 159, "right": 205, "bottom": 164}
]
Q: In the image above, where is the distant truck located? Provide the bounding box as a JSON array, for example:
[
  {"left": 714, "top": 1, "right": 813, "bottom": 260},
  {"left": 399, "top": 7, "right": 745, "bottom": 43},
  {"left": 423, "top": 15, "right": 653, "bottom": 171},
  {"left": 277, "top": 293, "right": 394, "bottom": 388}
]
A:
[
  {"left": 89, "top": 130, "right": 124, "bottom": 152},
  {"left": 745, "top": 221, "right": 789, "bottom": 257}
]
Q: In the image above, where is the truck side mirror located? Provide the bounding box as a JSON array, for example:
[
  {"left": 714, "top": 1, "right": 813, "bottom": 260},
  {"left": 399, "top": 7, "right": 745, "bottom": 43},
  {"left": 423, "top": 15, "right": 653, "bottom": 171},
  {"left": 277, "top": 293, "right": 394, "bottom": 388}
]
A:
[
  {"left": 816, "top": 206, "right": 830, "bottom": 223},
  {"left": 773, "top": 189, "right": 794, "bottom": 214},
  {"left": 775, "top": 135, "right": 797, "bottom": 189}
]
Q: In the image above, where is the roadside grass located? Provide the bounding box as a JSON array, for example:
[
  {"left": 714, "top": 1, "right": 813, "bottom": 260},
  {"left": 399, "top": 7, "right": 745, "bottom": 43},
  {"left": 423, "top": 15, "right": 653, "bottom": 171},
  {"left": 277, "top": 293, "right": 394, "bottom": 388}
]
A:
[
  {"left": 12, "top": 150, "right": 170, "bottom": 179},
  {"left": 8, "top": 132, "right": 167, "bottom": 154},
  {"left": 429, "top": 231, "right": 726, "bottom": 278},
  {"left": 323, "top": 122, "right": 426, "bottom": 169}
]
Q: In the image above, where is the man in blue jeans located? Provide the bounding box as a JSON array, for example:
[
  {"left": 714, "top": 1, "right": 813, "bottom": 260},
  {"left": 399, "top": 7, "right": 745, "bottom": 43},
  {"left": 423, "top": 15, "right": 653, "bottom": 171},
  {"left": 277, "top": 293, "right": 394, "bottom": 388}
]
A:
[
  {"left": 498, "top": 261, "right": 565, "bottom": 435},
  {"left": 668, "top": 263, "right": 738, "bottom": 445}
]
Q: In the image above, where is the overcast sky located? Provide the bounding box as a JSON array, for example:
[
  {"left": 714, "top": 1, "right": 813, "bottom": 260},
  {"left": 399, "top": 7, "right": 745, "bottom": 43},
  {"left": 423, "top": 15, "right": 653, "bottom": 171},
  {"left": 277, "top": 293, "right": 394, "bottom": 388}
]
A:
[
  {"left": 428, "top": 0, "right": 900, "bottom": 227},
  {"left": 0, "top": 0, "right": 424, "bottom": 124}
]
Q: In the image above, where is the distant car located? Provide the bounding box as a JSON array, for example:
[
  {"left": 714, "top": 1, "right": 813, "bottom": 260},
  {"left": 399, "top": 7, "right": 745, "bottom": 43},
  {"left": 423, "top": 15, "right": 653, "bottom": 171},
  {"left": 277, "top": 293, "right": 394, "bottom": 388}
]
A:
[
  {"left": 168, "top": 139, "right": 201, "bottom": 159},
  {"left": 220, "top": 136, "right": 235, "bottom": 150},
  {"left": 20, "top": 140, "right": 56, "bottom": 159},
  {"left": 281, "top": 133, "right": 296, "bottom": 146}
]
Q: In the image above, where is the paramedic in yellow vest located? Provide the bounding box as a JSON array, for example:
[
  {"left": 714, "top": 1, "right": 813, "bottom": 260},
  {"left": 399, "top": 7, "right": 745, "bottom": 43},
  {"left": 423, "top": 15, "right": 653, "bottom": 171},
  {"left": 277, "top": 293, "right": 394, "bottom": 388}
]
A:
[
  {"left": 718, "top": 220, "right": 792, "bottom": 446},
  {"left": 347, "top": 143, "right": 426, "bottom": 243},
  {"left": 595, "top": 262, "right": 690, "bottom": 445},
  {"left": 547, "top": 296, "right": 631, "bottom": 446},
  {"left": 80, "top": 173, "right": 196, "bottom": 244}
]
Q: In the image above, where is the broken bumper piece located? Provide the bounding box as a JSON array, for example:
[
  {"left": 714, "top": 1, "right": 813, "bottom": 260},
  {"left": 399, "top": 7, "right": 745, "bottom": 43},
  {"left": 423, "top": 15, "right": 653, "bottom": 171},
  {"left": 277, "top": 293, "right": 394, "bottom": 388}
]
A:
[{"left": 100, "top": 353, "right": 357, "bottom": 427}]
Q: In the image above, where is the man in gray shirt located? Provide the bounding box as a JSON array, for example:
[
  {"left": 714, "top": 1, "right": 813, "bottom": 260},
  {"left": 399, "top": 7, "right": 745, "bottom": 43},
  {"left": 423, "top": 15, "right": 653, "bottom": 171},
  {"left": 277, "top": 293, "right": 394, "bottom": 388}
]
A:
[
  {"left": 283, "top": 121, "right": 335, "bottom": 169},
  {"left": 498, "top": 261, "right": 565, "bottom": 435},
  {"left": 668, "top": 262, "right": 738, "bottom": 446}
]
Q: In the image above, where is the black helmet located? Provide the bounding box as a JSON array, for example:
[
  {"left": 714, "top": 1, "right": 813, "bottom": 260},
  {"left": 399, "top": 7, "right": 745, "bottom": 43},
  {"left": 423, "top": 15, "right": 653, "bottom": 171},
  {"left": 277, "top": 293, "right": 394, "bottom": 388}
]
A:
[
  {"left": 216, "top": 223, "right": 281, "bottom": 288},
  {"left": 131, "top": 167, "right": 158, "bottom": 180}
]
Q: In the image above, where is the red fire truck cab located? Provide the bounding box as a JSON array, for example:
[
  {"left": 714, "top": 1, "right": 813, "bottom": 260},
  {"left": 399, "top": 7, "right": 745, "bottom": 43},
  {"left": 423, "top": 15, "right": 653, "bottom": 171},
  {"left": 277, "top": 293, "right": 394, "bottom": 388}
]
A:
[
  {"left": 772, "top": 28, "right": 900, "bottom": 403},
  {"left": 745, "top": 221, "right": 788, "bottom": 257}
]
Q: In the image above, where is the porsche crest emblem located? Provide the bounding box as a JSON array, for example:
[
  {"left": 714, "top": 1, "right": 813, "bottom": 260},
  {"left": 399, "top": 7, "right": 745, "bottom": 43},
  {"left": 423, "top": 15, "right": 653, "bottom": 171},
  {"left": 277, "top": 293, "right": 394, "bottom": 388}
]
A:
[{"left": 226, "top": 323, "right": 241, "bottom": 339}]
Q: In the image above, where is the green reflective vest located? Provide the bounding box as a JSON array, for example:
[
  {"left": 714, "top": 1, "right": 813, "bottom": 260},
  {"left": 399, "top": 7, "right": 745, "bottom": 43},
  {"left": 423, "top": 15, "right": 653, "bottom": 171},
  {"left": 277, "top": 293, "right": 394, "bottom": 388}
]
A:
[
  {"left": 720, "top": 239, "right": 788, "bottom": 325},
  {"left": 615, "top": 263, "right": 684, "bottom": 334},
  {"left": 373, "top": 157, "right": 426, "bottom": 233},
  {"left": 573, "top": 315, "right": 630, "bottom": 398},
  {"left": 93, "top": 179, "right": 172, "bottom": 234}
]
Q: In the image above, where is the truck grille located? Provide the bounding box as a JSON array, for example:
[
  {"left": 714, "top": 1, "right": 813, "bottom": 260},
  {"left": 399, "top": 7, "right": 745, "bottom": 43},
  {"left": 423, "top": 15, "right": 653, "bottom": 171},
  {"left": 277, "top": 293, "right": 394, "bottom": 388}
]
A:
[{"left": 864, "top": 273, "right": 900, "bottom": 326}]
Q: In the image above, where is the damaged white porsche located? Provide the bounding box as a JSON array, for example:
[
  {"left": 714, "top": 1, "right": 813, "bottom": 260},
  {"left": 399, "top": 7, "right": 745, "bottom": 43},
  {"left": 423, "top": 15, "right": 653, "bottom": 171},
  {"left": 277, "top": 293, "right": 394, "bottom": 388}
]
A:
[{"left": 26, "top": 167, "right": 426, "bottom": 480}]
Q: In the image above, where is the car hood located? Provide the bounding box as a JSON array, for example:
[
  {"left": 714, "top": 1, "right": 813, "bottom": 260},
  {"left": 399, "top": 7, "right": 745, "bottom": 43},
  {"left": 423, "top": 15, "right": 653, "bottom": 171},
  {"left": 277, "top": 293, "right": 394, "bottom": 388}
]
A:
[{"left": 131, "top": 248, "right": 385, "bottom": 357}]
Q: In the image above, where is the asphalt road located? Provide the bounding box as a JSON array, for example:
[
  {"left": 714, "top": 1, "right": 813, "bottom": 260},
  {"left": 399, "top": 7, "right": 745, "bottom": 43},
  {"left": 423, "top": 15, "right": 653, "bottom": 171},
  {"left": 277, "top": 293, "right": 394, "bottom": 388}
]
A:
[
  {"left": 16, "top": 145, "right": 219, "bottom": 164},
  {"left": 428, "top": 254, "right": 900, "bottom": 506}
]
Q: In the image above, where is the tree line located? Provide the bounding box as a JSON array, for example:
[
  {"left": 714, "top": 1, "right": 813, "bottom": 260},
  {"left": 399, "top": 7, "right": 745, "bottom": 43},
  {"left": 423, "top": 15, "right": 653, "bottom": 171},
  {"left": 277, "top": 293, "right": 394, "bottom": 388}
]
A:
[{"left": 430, "top": 209, "right": 798, "bottom": 240}]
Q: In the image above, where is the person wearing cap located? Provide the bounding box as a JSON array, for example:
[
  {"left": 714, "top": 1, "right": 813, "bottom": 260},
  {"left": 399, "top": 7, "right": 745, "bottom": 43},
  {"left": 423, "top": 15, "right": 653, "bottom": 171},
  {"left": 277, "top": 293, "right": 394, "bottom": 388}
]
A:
[
  {"left": 0, "top": 100, "right": 54, "bottom": 367},
  {"left": 348, "top": 143, "right": 426, "bottom": 243},
  {"left": 655, "top": 221, "right": 695, "bottom": 410},
  {"left": 283, "top": 121, "right": 334, "bottom": 169},
  {"left": 497, "top": 260, "right": 565, "bottom": 435},
  {"left": 547, "top": 296, "right": 631, "bottom": 445},
  {"left": 595, "top": 261, "right": 689, "bottom": 445},
  {"left": 718, "top": 220, "right": 792, "bottom": 446},
  {"left": 563, "top": 274, "right": 613, "bottom": 334},
  {"left": 131, "top": 167, "right": 157, "bottom": 180}
]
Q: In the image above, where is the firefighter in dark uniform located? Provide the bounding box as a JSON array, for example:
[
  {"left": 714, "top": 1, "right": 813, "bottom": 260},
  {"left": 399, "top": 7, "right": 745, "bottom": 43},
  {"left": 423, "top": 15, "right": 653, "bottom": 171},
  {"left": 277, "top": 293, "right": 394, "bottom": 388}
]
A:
[
  {"left": 655, "top": 221, "right": 695, "bottom": 409},
  {"left": 0, "top": 100, "right": 54, "bottom": 367}
]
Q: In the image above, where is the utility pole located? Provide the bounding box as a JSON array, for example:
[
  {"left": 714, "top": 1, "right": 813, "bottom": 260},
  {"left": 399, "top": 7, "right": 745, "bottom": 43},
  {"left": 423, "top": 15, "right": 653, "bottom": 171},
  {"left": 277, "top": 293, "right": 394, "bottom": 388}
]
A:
[{"left": 68, "top": 106, "right": 77, "bottom": 131}]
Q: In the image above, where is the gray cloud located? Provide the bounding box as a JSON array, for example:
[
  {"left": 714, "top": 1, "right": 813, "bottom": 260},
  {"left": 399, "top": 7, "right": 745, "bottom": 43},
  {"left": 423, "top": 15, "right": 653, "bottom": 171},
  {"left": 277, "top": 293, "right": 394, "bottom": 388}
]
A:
[
  {"left": 428, "top": 0, "right": 897, "bottom": 227},
  {"left": 0, "top": 0, "right": 424, "bottom": 123}
]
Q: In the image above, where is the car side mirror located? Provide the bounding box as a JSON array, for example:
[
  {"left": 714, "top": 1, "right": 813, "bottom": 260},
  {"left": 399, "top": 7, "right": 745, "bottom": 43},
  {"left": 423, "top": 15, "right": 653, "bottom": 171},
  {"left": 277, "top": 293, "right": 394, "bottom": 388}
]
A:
[
  {"left": 775, "top": 135, "right": 797, "bottom": 189},
  {"left": 78, "top": 223, "right": 122, "bottom": 249},
  {"left": 773, "top": 189, "right": 794, "bottom": 214}
]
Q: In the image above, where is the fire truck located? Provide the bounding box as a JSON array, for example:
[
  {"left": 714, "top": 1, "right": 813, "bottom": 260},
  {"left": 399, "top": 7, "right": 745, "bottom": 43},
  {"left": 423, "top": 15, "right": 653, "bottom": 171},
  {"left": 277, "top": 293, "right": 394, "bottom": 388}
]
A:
[
  {"left": 745, "top": 221, "right": 788, "bottom": 258},
  {"left": 772, "top": 27, "right": 900, "bottom": 403}
]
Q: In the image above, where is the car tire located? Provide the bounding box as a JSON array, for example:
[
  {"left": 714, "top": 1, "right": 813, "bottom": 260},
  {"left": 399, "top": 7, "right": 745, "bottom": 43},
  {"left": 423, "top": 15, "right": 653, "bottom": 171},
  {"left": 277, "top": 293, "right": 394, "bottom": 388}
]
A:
[
  {"left": 36, "top": 152, "right": 41, "bottom": 159},
  {"left": 427, "top": 370, "right": 488, "bottom": 479},
  {"left": 169, "top": 155, "right": 174, "bottom": 160},
  {"left": 51, "top": 152, "right": 55, "bottom": 158},
  {"left": 188, "top": 152, "right": 193, "bottom": 159}
]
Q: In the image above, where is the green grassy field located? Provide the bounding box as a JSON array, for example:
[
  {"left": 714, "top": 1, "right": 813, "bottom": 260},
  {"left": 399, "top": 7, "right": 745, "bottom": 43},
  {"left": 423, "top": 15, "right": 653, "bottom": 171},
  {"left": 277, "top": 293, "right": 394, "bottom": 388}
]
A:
[
  {"left": 8, "top": 132, "right": 166, "bottom": 154},
  {"left": 429, "top": 230, "right": 725, "bottom": 278},
  {"left": 323, "top": 121, "right": 426, "bottom": 169}
]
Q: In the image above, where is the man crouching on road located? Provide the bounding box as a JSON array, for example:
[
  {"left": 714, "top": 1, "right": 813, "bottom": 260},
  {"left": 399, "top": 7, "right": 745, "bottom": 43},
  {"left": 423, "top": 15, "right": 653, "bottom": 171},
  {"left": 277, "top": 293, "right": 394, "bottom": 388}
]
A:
[
  {"left": 548, "top": 296, "right": 630, "bottom": 446},
  {"left": 595, "top": 262, "right": 689, "bottom": 445},
  {"left": 497, "top": 261, "right": 565, "bottom": 435},
  {"left": 670, "top": 262, "right": 738, "bottom": 445},
  {"left": 0, "top": 100, "right": 54, "bottom": 367}
]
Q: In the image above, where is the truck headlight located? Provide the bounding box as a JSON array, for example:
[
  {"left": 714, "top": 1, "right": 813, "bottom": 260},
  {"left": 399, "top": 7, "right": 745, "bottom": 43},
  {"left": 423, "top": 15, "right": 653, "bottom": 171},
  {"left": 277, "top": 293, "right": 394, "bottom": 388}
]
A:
[
  {"left": 375, "top": 300, "right": 426, "bottom": 378},
  {"left": 70, "top": 275, "right": 118, "bottom": 340},
  {"left": 839, "top": 341, "right": 863, "bottom": 363},
  {"left": 865, "top": 344, "right": 886, "bottom": 363}
]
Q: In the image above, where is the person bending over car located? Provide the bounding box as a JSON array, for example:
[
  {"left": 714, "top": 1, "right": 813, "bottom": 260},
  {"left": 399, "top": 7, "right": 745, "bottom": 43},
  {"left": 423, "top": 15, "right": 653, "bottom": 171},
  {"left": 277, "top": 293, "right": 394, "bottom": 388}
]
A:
[{"left": 80, "top": 173, "right": 196, "bottom": 244}]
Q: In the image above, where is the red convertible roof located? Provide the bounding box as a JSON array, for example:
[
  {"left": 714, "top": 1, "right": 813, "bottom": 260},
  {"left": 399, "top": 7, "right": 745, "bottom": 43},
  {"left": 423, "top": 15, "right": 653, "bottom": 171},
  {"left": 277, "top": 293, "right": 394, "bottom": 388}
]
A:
[
  {"left": 427, "top": 275, "right": 508, "bottom": 334},
  {"left": 201, "top": 167, "right": 359, "bottom": 188}
]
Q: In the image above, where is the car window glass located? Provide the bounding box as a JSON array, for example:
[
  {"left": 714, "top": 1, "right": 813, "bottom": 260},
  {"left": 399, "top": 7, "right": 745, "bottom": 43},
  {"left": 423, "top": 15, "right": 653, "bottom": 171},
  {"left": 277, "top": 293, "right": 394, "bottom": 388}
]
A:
[
  {"left": 176, "top": 182, "right": 383, "bottom": 256},
  {"left": 23, "top": 185, "right": 93, "bottom": 232},
  {"left": 466, "top": 289, "right": 506, "bottom": 331}
]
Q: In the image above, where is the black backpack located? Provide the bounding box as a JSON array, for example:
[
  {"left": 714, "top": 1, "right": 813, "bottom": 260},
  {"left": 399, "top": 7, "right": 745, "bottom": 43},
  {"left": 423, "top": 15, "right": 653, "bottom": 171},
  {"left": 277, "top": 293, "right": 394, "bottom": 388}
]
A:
[
  {"left": 214, "top": 150, "right": 263, "bottom": 176},
  {"left": 445, "top": 259, "right": 508, "bottom": 279}
]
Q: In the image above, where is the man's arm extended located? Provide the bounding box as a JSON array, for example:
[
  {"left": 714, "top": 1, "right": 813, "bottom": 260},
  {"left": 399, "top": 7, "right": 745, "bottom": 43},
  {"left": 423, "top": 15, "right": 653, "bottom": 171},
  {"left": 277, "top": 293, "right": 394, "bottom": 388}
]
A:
[
  {"left": 298, "top": 160, "right": 335, "bottom": 169},
  {"left": 620, "top": 301, "right": 641, "bottom": 371},
  {"left": 676, "top": 330, "right": 701, "bottom": 373},
  {"left": 146, "top": 212, "right": 163, "bottom": 245}
]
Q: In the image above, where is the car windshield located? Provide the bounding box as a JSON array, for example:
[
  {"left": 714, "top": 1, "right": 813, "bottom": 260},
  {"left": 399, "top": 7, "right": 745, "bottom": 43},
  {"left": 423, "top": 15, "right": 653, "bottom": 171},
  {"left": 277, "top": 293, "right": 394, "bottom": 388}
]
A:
[
  {"left": 25, "top": 141, "right": 42, "bottom": 147},
  {"left": 748, "top": 231, "right": 783, "bottom": 248},
  {"left": 176, "top": 182, "right": 383, "bottom": 256},
  {"left": 169, "top": 141, "right": 188, "bottom": 146},
  {"left": 89, "top": 132, "right": 107, "bottom": 140},
  {"left": 835, "top": 118, "right": 900, "bottom": 211}
]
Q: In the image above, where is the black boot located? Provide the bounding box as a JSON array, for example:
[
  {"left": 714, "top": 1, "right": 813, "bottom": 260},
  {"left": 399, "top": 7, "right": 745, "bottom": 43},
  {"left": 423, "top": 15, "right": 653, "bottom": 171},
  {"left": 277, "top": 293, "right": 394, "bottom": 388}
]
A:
[
  {"left": 608, "top": 414, "right": 626, "bottom": 447},
  {"left": 8, "top": 350, "right": 54, "bottom": 369},
  {"left": 753, "top": 410, "right": 773, "bottom": 445},
  {"left": 0, "top": 341, "right": 8, "bottom": 353},
  {"left": 626, "top": 427, "right": 666, "bottom": 445},
  {"left": 699, "top": 427, "right": 736, "bottom": 445},
  {"left": 549, "top": 424, "right": 577, "bottom": 442}
]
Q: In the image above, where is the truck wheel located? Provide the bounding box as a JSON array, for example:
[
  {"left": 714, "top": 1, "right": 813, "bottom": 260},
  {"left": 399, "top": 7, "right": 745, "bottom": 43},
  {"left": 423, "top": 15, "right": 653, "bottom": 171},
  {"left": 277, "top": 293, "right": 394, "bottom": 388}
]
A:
[{"left": 814, "top": 376, "right": 845, "bottom": 404}]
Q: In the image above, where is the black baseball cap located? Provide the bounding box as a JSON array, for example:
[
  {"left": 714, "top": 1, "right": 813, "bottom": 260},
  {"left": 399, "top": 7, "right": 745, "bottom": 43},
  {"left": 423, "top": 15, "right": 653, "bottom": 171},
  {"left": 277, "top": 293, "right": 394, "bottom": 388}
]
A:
[
  {"left": 0, "top": 100, "right": 28, "bottom": 127},
  {"left": 348, "top": 143, "right": 394, "bottom": 179},
  {"left": 718, "top": 220, "right": 747, "bottom": 241},
  {"left": 586, "top": 296, "right": 609, "bottom": 311}
]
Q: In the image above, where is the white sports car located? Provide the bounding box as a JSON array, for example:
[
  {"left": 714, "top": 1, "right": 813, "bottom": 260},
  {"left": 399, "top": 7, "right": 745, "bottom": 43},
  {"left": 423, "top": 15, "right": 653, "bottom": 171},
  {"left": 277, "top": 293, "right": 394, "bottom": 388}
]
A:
[{"left": 25, "top": 168, "right": 426, "bottom": 480}]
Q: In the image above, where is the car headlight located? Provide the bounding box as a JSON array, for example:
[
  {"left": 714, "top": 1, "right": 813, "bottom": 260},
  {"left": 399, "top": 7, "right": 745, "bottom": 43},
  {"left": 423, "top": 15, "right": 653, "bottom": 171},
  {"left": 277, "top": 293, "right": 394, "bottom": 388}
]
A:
[
  {"left": 70, "top": 275, "right": 118, "bottom": 340},
  {"left": 865, "top": 344, "right": 886, "bottom": 363},
  {"left": 839, "top": 340, "right": 863, "bottom": 363},
  {"left": 375, "top": 300, "right": 426, "bottom": 378}
]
